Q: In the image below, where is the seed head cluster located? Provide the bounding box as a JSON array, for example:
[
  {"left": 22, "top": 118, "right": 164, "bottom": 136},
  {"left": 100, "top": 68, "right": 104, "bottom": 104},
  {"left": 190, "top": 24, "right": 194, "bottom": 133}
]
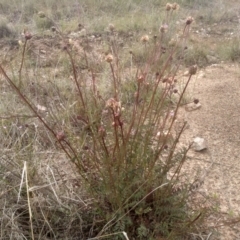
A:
[
  {"left": 166, "top": 2, "right": 179, "bottom": 11},
  {"left": 188, "top": 65, "right": 198, "bottom": 75},
  {"left": 186, "top": 16, "right": 194, "bottom": 25},
  {"left": 141, "top": 35, "right": 149, "bottom": 43},
  {"left": 105, "top": 54, "right": 114, "bottom": 63}
]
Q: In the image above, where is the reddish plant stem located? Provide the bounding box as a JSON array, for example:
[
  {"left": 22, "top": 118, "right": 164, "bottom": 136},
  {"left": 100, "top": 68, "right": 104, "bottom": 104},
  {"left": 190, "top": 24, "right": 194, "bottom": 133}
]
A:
[
  {"left": 65, "top": 48, "right": 86, "bottom": 111},
  {"left": 109, "top": 62, "right": 118, "bottom": 100},
  {"left": 18, "top": 39, "right": 28, "bottom": 85}
]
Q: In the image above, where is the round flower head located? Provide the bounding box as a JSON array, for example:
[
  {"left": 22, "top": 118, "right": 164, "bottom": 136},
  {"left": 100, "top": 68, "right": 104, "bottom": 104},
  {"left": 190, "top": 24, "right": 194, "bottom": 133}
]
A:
[
  {"left": 51, "top": 26, "right": 56, "bottom": 32},
  {"left": 141, "top": 35, "right": 149, "bottom": 43},
  {"left": 105, "top": 54, "right": 114, "bottom": 63},
  {"left": 24, "top": 31, "right": 32, "bottom": 40},
  {"left": 108, "top": 23, "right": 115, "bottom": 32},
  {"left": 172, "top": 3, "right": 179, "bottom": 10},
  {"left": 193, "top": 98, "right": 199, "bottom": 104},
  {"left": 160, "top": 24, "right": 168, "bottom": 33},
  {"left": 188, "top": 65, "right": 197, "bottom": 75},
  {"left": 137, "top": 75, "right": 144, "bottom": 83},
  {"left": 186, "top": 16, "right": 194, "bottom": 25},
  {"left": 38, "top": 11, "right": 46, "bottom": 18},
  {"left": 166, "top": 3, "right": 172, "bottom": 11}
]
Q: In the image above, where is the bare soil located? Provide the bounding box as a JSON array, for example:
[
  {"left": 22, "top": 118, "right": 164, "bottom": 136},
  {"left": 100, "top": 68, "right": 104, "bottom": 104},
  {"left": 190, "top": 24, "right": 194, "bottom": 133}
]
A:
[{"left": 179, "top": 63, "right": 240, "bottom": 239}]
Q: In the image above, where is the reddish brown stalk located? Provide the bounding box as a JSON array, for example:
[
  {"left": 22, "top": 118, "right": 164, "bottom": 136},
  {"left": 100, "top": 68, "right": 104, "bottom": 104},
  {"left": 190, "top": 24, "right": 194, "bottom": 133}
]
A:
[
  {"left": 125, "top": 73, "right": 141, "bottom": 141},
  {"left": 65, "top": 48, "right": 86, "bottom": 111},
  {"left": 111, "top": 33, "right": 120, "bottom": 85},
  {"left": 18, "top": 39, "right": 28, "bottom": 85},
  {"left": 101, "top": 137, "right": 109, "bottom": 157},
  {"left": 138, "top": 47, "right": 177, "bottom": 133},
  {"left": 152, "top": 85, "right": 171, "bottom": 124},
  {"left": 89, "top": 69, "right": 98, "bottom": 107},
  {"left": 149, "top": 72, "right": 193, "bottom": 169},
  {"left": 141, "top": 38, "right": 163, "bottom": 86},
  {"left": 119, "top": 120, "right": 125, "bottom": 146},
  {"left": 109, "top": 62, "right": 118, "bottom": 100},
  {"left": 146, "top": 112, "right": 187, "bottom": 179},
  {"left": 169, "top": 140, "right": 190, "bottom": 183},
  {"left": 112, "top": 115, "right": 120, "bottom": 158},
  {"left": 166, "top": 73, "right": 193, "bottom": 137}
]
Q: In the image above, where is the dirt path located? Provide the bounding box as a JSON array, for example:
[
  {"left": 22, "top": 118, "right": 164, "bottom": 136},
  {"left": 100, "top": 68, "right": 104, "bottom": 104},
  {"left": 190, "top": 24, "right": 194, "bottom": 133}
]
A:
[{"left": 180, "top": 63, "right": 240, "bottom": 239}]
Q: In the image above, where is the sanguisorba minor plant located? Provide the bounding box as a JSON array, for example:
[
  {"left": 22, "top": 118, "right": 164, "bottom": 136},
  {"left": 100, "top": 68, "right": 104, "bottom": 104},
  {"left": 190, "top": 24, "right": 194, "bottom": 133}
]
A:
[{"left": 0, "top": 3, "right": 207, "bottom": 239}]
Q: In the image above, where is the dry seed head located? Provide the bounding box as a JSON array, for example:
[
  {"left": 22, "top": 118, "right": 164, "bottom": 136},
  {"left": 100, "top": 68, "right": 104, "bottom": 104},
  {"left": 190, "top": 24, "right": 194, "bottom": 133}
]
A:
[
  {"left": 106, "top": 98, "right": 121, "bottom": 112},
  {"left": 193, "top": 98, "right": 199, "bottom": 104},
  {"left": 62, "top": 44, "right": 68, "bottom": 50},
  {"left": 162, "top": 78, "right": 168, "bottom": 83},
  {"left": 173, "top": 89, "right": 178, "bottom": 94},
  {"left": 160, "top": 24, "right": 168, "bottom": 33},
  {"left": 105, "top": 54, "right": 114, "bottom": 63},
  {"left": 169, "top": 38, "right": 177, "bottom": 47},
  {"left": 51, "top": 26, "right": 56, "bottom": 32},
  {"left": 138, "top": 75, "right": 144, "bottom": 83},
  {"left": 78, "top": 23, "right": 84, "bottom": 30},
  {"left": 24, "top": 31, "right": 32, "bottom": 40},
  {"left": 172, "top": 3, "right": 179, "bottom": 10},
  {"left": 188, "top": 65, "right": 198, "bottom": 75},
  {"left": 38, "top": 11, "right": 46, "bottom": 18},
  {"left": 141, "top": 35, "right": 149, "bottom": 43},
  {"left": 106, "top": 98, "right": 115, "bottom": 108},
  {"left": 164, "top": 145, "right": 169, "bottom": 150},
  {"left": 108, "top": 23, "right": 115, "bottom": 32},
  {"left": 186, "top": 16, "right": 194, "bottom": 25},
  {"left": 166, "top": 3, "right": 172, "bottom": 11}
]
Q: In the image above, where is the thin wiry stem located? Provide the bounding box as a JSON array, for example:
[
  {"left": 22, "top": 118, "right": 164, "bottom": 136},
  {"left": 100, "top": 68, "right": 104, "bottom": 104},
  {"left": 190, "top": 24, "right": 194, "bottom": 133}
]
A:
[
  {"left": 109, "top": 62, "right": 118, "bottom": 100},
  {"left": 18, "top": 39, "right": 28, "bottom": 86},
  {"left": 65, "top": 48, "right": 86, "bottom": 111}
]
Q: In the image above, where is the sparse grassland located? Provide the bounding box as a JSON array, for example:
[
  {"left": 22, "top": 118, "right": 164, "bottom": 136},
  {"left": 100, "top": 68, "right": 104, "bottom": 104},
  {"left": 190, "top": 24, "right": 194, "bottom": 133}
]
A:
[{"left": 0, "top": 0, "right": 240, "bottom": 239}]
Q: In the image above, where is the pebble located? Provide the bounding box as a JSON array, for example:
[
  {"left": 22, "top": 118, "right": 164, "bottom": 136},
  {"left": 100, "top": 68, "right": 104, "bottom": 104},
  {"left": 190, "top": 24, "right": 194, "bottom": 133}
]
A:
[{"left": 192, "top": 137, "right": 207, "bottom": 151}]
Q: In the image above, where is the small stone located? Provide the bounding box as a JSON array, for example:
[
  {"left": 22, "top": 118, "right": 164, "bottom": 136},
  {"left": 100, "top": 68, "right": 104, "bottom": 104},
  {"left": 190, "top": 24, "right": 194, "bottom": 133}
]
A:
[
  {"left": 37, "top": 104, "right": 47, "bottom": 111},
  {"left": 185, "top": 102, "right": 201, "bottom": 111},
  {"left": 192, "top": 137, "right": 207, "bottom": 151},
  {"left": 198, "top": 71, "right": 206, "bottom": 78}
]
